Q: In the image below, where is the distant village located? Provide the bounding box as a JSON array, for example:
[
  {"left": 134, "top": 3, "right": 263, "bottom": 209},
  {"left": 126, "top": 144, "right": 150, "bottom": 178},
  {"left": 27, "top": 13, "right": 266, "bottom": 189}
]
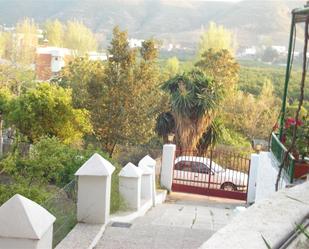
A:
[{"left": 0, "top": 23, "right": 301, "bottom": 82}]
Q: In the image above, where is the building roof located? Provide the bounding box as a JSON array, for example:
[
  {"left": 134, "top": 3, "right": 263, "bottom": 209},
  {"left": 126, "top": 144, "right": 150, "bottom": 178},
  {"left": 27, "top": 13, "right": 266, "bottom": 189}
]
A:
[
  {"left": 36, "top": 46, "right": 71, "bottom": 57},
  {"left": 75, "top": 153, "right": 115, "bottom": 176},
  {"left": 0, "top": 194, "right": 55, "bottom": 240},
  {"left": 293, "top": 6, "right": 309, "bottom": 23}
]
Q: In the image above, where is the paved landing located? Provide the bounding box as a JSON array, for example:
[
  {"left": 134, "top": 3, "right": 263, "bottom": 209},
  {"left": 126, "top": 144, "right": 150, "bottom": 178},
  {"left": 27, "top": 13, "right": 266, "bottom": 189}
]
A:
[{"left": 96, "top": 195, "right": 242, "bottom": 249}]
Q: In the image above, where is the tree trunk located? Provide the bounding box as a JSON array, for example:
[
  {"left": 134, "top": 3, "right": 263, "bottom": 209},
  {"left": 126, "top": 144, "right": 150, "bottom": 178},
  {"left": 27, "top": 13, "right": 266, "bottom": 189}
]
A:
[{"left": 109, "top": 142, "right": 117, "bottom": 158}]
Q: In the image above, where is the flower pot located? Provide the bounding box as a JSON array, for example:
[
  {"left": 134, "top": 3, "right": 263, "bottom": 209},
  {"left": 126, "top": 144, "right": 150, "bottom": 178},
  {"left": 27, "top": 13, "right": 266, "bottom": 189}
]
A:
[{"left": 294, "top": 161, "right": 309, "bottom": 178}]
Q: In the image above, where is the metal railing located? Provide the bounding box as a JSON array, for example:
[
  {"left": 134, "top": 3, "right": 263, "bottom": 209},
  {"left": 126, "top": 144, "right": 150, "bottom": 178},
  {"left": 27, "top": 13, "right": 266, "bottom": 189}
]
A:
[
  {"left": 172, "top": 148, "right": 251, "bottom": 201},
  {"left": 270, "top": 132, "right": 295, "bottom": 183},
  {"left": 42, "top": 179, "right": 78, "bottom": 248}
]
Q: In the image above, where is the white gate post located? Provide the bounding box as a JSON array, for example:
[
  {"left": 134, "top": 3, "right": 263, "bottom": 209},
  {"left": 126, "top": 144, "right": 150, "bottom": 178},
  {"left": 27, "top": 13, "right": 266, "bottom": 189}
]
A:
[
  {"left": 138, "top": 155, "right": 157, "bottom": 206},
  {"left": 139, "top": 163, "right": 153, "bottom": 202},
  {"left": 0, "top": 194, "right": 56, "bottom": 249},
  {"left": 75, "top": 153, "right": 115, "bottom": 224},
  {"left": 160, "top": 144, "right": 176, "bottom": 191},
  {"left": 119, "top": 163, "right": 143, "bottom": 210},
  {"left": 247, "top": 153, "right": 260, "bottom": 204}
]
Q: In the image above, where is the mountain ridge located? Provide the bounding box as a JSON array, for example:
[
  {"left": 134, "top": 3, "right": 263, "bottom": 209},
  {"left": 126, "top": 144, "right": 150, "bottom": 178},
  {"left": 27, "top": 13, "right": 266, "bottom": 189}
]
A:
[{"left": 0, "top": 0, "right": 305, "bottom": 48}]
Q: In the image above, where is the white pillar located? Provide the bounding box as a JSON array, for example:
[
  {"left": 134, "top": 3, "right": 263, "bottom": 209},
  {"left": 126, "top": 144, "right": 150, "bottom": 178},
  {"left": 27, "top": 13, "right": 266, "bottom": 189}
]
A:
[
  {"left": 138, "top": 155, "right": 157, "bottom": 206},
  {"left": 119, "top": 163, "right": 143, "bottom": 210},
  {"left": 0, "top": 194, "right": 56, "bottom": 249},
  {"left": 139, "top": 164, "right": 153, "bottom": 202},
  {"left": 247, "top": 153, "right": 260, "bottom": 204},
  {"left": 75, "top": 153, "right": 115, "bottom": 224},
  {"left": 160, "top": 144, "right": 176, "bottom": 191}
]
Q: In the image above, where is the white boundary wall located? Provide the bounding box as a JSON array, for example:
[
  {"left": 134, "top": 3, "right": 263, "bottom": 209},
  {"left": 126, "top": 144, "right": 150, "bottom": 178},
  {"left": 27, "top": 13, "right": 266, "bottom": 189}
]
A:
[
  {"left": 200, "top": 181, "right": 309, "bottom": 249},
  {"left": 255, "top": 152, "right": 289, "bottom": 203}
]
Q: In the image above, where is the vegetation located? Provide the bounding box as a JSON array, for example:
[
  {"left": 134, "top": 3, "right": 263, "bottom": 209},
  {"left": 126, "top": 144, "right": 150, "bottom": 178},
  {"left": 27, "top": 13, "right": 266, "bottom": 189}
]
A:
[
  {"left": 0, "top": 0, "right": 301, "bottom": 50},
  {"left": 0, "top": 18, "right": 98, "bottom": 65},
  {"left": 196, "top": 49, "right": 239, "bottom": 91},
  {"left": 58, "top": 27, "right": 162, "bottom": 156},
  {"left": 159, "top": 69, "right": 224, "bottom": 150},
  {"left": 64, "top": 20, "right": 98, "bottom": 55},
  {"left": 0, "top": 6, "right": 308, "bottom": 248},
  {"left": 0, "top": 136, "right": 123, "bottom": 210},
  {"left": 0, "top": 16, "right": 305, "bottom": 219},
  {"left": 44, "top": 19, "right": 64, "bottom": 47},
  {"left": 9, "top": 82, "right": 91, "bottom": 144},
  {"left": 164, "top": 56, "right": 180, "bottom": 78},
  {"left": 197, "top": 22, "right": 236, "bottom": 56}
]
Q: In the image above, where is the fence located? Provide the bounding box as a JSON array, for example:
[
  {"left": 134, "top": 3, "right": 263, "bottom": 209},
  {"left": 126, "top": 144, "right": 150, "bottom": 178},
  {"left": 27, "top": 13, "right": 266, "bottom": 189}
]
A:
[
  {"left": 175, "top": 149, "right": 250, "bottom": 171},
  {"left": 42, "top": 179, "right": 77, "bottom": 248},
  {"left": 172, "top": 148, "right": 250, "bottom": 200},
  {"left": 270, "top": 132, "right": 295, "bottom": 183}
]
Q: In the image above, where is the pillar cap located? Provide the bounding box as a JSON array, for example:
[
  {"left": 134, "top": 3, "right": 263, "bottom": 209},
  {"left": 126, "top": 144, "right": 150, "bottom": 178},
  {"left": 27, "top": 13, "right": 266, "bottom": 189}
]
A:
[
  {"left": 0, "top": 194, "right": 56, "bottom": 240},
  {"left": 119, "top": 162, "right": 143, "bottom": 178},
  {"left": 138, "top": 155, "right": 156, "bottom": 168},
  {"left": 163, "top": 144, "right": 176, "bottom": 149},
  {"left": 75, "top": 153, "right": 115, "bottom": 176},
  {"left": 139, "top": 164, "right": 153, "bottom": 175}
]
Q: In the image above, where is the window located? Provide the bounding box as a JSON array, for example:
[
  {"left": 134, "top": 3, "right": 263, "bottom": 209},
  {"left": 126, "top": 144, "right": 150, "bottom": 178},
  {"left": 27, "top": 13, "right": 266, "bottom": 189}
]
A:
[
  {"left": 175, "top": 161, "right": 192, "bottom": 172},
  {"left": 175, "top": 161, "right": 213, "bottom": 174}
]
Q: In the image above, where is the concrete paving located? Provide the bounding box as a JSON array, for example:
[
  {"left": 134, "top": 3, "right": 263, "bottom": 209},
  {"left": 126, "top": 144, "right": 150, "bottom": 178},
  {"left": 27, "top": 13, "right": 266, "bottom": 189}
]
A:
[
  {"left": 200, "top": 181, "right": 309, "bottom": 249},
  {"left": 95, "top": 193, "right": 243, "bottom": 249}
]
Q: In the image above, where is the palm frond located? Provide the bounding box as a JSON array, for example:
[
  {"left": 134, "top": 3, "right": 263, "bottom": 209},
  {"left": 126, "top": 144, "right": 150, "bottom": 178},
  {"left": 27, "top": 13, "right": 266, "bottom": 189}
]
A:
[
  {"left": 155, "top": 112, "right": 175, "bottom": 136},
  {"left": 296, "top": 224, "right": 309, "bottom": 239},
  {"left": 197, "top": 118, "right": 225, "bottom": 152}
]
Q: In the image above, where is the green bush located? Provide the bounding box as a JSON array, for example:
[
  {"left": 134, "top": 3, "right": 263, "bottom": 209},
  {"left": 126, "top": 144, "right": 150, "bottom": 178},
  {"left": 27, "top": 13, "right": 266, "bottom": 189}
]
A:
[
  {"left": 0, "top": 136, "right": 125, "bottom": 213},
  {"left": 0, "top": 182, "right": 51, "bottom": 206}
]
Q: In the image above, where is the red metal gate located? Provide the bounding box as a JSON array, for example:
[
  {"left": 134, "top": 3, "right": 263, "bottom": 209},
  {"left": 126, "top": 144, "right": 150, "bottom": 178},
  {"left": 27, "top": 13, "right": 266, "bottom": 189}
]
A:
[{"left": 172, "top": 149, "right": 250, "bottom": 201}]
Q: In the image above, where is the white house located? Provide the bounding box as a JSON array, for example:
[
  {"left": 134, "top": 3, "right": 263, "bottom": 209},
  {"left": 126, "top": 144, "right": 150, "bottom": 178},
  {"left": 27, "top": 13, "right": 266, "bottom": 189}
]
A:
[{"left": 128, "top": 38, "right": 145, "bottom": 48}]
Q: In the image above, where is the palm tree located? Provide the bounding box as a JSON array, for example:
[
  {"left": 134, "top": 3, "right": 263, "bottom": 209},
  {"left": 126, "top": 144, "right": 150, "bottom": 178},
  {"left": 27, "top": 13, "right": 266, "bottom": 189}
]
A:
[
  {"left": 155, "top": 112, "right": 175, "bottom": 144},
  {"left": 160, "top": 69, "right": 223, "bottom": 150},
  {"left": 196, "top": 118, "right": 225, "bottom": 153}
]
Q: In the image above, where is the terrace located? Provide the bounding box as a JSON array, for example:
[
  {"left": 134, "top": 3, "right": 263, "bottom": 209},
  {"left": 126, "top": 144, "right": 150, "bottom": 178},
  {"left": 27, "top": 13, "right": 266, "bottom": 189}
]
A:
[{"left": 270, "top": 5, "right": 309, "bottom": 184}]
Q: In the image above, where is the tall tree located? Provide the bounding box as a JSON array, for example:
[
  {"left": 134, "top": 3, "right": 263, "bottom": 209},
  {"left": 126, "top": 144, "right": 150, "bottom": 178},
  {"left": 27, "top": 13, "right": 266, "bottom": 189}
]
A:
[
  {"left": 44, "top": 19, "right": 64, "bottom": 47},
  {"left": 0, "top": 32, "right": 14, "bottom": 62},
  {"left": 14, "top": 18, "right": 39, "bottom": 65},
  {"left": 0, "top": 64, "right": 35, "bottom": 96},
  {"left": 56, "top": 57, "right": 106, "bottom": 149},
  {"left": 57, "top": 27, "right": 161, "bottom": 156},
  {"left": 0, "top": 32, "right": 6, "bottom": 58},
  {"left": 164, "top": 56, "right": 180, "bottom": 78},
  {"left": 261, "top": 47, "right": 279, "bottom": 63},
  {"left": 64, "top": 20, "right": 98, "bottom": 55},
  {"left": 198, "top": 22, "right": 236, "bottom": 57},
  {"left": 223, "top": 80, "right": 280, "bottom": 140},
  {"left": 98, "top": 27, "right": 161, "bottom": 156},
  {"left": 195, "top": 49, "right": 239, "bottom": 91},
  {"left": 195, "top": 48, "right": 243, "bottom": 146},
  {"left": 56, "top": 57, "right": 105, "bottom": 109}
]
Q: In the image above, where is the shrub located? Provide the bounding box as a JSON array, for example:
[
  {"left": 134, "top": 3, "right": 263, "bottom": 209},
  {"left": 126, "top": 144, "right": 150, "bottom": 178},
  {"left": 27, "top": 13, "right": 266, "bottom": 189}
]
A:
[
  {"left": 0, "top": 136, "right": 125, "bottom": 213},
  {"left": 0, "top": 182, "right": 51, "bottom": 206}
]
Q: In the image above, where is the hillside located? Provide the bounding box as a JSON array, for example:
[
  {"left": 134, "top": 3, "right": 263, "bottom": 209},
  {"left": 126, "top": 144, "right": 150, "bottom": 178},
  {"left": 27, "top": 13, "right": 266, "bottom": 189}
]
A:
[{"left": 0, "top": 0, "right": 305, "bottom": 48}]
